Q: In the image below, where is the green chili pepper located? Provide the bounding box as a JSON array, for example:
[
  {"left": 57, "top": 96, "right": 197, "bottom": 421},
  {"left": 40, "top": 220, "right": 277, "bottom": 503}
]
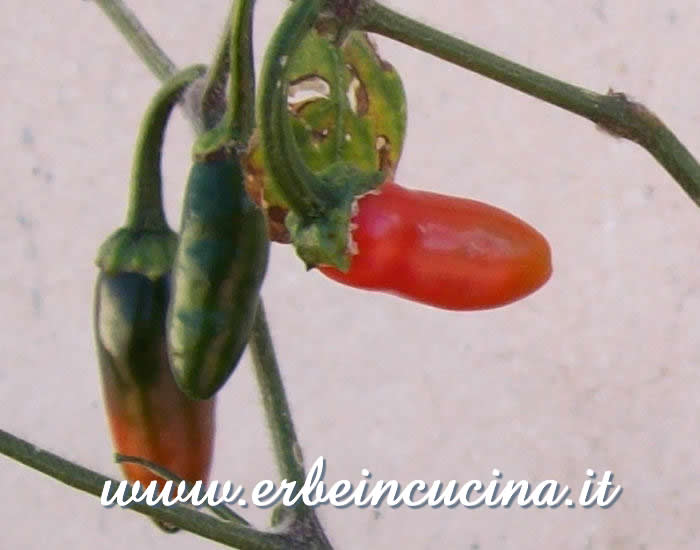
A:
[
  {"left": 166, "top": 0, "right": 269, "bottom": 400},
  {"left": 93, "top": 65, "right": 215, "bottom": 533},
  {"left": 167, "top": 151, "right": 269, "bottom": 400}
]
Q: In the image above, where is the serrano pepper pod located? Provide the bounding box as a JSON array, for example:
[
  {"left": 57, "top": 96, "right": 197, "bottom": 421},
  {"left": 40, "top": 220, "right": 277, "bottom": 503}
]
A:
[
  {"left": 167, "top": 0, "right": 269, "bottom": 400},
  {"left": 167, "top": 148, "right": 269, "bottom": 400}
]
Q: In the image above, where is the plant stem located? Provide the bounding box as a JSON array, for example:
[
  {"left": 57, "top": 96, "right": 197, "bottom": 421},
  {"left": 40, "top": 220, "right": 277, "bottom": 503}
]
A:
[
  {"left": 193, "top": 0, "right": 257, "bottom": 156},
  {"left": 224, "top": 0, "right": 257, "bottom": 143},
  {"left": 257, "top": 0, "right": 325, "bottom": 219},
  {"left": 249, "top": 303, "right": 333, "bottom": 548},
  {"left": 115, "top": 454, "right": 248, "bottom": 525},
  {"left": 93, "top": 0, "right": 176, "bottom": 82},
  {"left": 358, "top": 0, "right": 700, "bottom": 206},
  {"left": 200, "top": 3, "right": 236, "bottom": 131},
  {"left": 126, "top": 64, "right": 206, "bottom": 230},
  {"left": 249, "top": 303, "right": 306, "bottom": 493},
  {"left": 0, "top": 429, "right": 290, "bottom": 550}
]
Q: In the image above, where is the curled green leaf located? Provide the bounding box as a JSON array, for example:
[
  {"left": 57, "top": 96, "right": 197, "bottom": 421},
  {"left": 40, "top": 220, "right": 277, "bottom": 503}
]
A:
[{"left": 247, "top": 30, "right": 407, "bottom": 242}]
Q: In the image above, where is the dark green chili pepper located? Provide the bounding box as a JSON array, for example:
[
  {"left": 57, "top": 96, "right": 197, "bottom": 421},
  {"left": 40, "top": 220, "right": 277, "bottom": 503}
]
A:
[
  {"left": 93, "top": 65, "right": 215, "bottom": 533},
  {"left": 167, "top": 151, "right": 269, "bottom": 400},
  {"left": 166, "top": 0, "right": 269, "bottom": 400}
]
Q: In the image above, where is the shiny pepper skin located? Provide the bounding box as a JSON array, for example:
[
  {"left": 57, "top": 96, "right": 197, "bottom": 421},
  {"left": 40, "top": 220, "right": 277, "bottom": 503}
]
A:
[
  {"left": 94, "top": 272, "right": 215, "bottom": 513},
  {"left": 167, "top": 156, "right": 269, "bottom": 400},
  {"left": 319, "top": 182, "right": 552, "bottom": 310}
]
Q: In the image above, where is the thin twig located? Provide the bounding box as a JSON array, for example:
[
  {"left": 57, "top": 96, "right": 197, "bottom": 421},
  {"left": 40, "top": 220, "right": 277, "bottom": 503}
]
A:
[
  {"left": 357, "top": 0, "right": 700, "bottom": 206},
  {"left": 249, "top": 303, "right": 306, "bottom": 493},
  {"left": 225, "top": 0, "right": 258, "bottom": 142},
  {"left": 200, "top": 3, "right": 237, "bottom": 130},
  {"left": 0, "top": 429, "right": 289, "bottom": 550},
  {"left": 248, "top": 302, "right": 334, "bottom": 548},
  {"left": 115, "top": 454, "right": 249, "bottom": 525},
  {"left": 93, "top": 0, "right": 177, "bottom": 82}
]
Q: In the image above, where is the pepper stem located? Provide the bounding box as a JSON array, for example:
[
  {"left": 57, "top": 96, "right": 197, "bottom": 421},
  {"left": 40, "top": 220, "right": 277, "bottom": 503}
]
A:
[
  {"left": 199, "top": 4, "right": 235, "bottom": 131},
  {"left": 257, "top": 0, "right": 325, "bottom": 220},
  {"left": 192, "top": 0, "right": 258, "bottom": 158},
  {"left": 222, "top": 0, "right": 257, "bottom": 143},
  {"left": 125, "top": 65, "right": 207, "bottom": 230}
]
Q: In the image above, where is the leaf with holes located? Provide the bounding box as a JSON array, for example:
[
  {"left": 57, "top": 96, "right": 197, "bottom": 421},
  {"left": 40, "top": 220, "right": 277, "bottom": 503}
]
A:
[
  {"left": 286, "top": 31, "right": 407, "bottom": 174},
  {"left": 246, "top": 30, "right": 407, "bottom": 242}
]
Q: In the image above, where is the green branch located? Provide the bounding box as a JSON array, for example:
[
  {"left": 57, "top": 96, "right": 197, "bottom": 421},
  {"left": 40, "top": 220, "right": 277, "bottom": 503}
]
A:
[
  {"left": 91, "top": 0, "right": 210, "bottom": 132},
  {"left": 356, "top": 0, "right": 700, "bottom": 206},
  {"left": 249, "top": 302, "right": 334, "bottom": 546},
  {"left": 115, "top": 454, "right": 248, "bottom": 525},
  {"left": 224, "top": 0, "right": 258, "bottom": 142},
  {"left": 200, "top": 3, "right": 236, "bottom": 131},
  {"left": 248, "top": 304, "right": 306, "bottom": 498},
  {"left": 0, "top": 429, "right": 290, "bottom": 550},
  {"left": 93, "top": 0, "right": 176, "bottom": 82},
  {"left": 193, "top": 0, "right": 258, "bottom": 155}
]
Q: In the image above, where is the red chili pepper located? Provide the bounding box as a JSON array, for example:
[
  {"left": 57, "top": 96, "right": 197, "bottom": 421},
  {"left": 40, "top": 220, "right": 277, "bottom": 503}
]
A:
[{"left": 318, "top": 182, "right": 552, "bottom": 310}]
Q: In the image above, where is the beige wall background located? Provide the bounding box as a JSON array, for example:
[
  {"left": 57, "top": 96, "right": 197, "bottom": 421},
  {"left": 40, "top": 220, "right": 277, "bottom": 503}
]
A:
[{"left": 2, "top": 1, "right": 699, "bottom": 548}]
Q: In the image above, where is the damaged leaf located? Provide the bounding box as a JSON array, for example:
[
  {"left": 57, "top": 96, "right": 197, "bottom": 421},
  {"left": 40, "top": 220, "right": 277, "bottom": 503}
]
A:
[{"left": 246, "top": 29, "right": 407, "bottom": 242}]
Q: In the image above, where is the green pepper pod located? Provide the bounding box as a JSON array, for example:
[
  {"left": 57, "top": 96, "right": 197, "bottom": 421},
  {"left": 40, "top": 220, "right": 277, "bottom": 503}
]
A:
[
  {"left": 167, "top": 0, "right": 269, "bottom": 400},
  {"left": 167, "top": 151, "right": 269, "bottom": 399},
  {"left": 93, "top": 65, "right": 215, "bottom": 532}
]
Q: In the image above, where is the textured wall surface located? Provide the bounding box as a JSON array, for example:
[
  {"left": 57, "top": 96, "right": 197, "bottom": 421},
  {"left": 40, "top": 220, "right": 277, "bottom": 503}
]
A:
[{"left": 1, "top": 1, "right": 699, "bottom": 549}]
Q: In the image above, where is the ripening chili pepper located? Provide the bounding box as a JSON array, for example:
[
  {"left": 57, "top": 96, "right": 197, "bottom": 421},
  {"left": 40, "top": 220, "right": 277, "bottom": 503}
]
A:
[
  {"left": 95, "top": 273, "right": 215, "bottom": 510},
  {"left": 93, "top": 66, "right": 215, "bottom": 532},
  {"left": 167, "top": 153, "right": 269, "bottom": 400},
  {"left": 318, "top": 182, "right": 552, "bottom": 310}
]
